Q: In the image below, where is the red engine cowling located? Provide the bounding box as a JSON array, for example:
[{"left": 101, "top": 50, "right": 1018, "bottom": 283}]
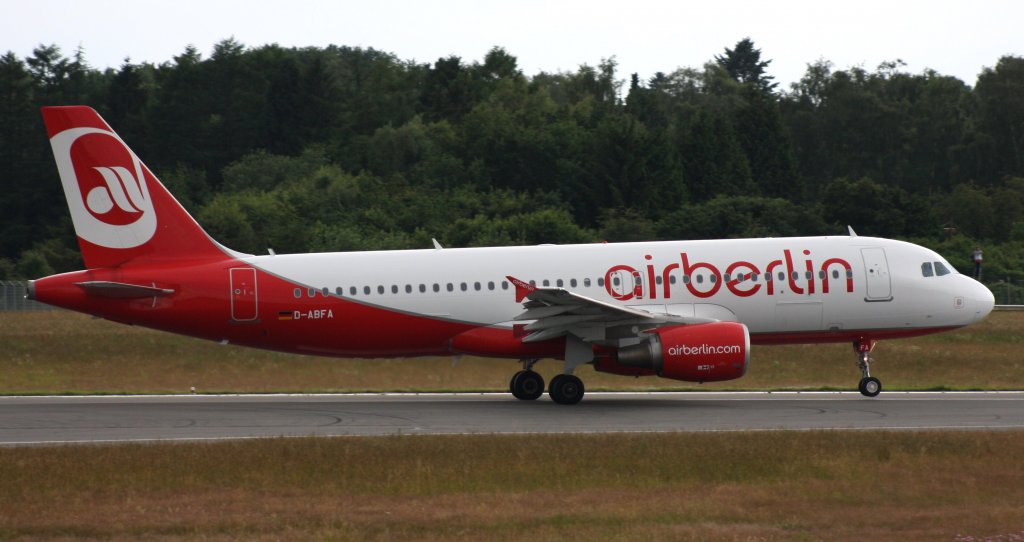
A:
[{"left": 615, "top": 322, "right": 750, "bottom": 382}]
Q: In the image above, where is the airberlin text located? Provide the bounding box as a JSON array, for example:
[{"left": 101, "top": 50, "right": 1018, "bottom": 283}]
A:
[
  {"left": 668, "top": 344, "right": 742, "bottom": 356},
  {"left": 605, "top": 249, "right": 854, "bottom": 301}
]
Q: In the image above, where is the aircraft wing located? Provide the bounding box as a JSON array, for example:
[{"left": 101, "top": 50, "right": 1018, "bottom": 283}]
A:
[{"left": 506, "top": 275, "right": 715, "bottom": 343}]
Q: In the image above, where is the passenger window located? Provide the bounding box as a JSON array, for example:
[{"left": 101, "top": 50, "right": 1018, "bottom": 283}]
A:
[
  {"left": 669, "top": 275, "right": 677, "bottom": 284},
  {"left": 846, "top": 270, "right": 854, "bottom": 278},
  {"left": 832, "top": 270, "right": 840, "bottom": 279},
  {"left": 765, "top": 273, "right": 772, "bottom": 282},
  {"left": 570, "top": 278, "right": 578, "bottom": 287},
  {"left": 488, "top": 281, "right": 495, "bottom": 290},
  {"left": 543, "top": 280, "right": 550, "bottom": 287},
  {"left": 350, "top": 286, "right": 357, "bottom": 296},
  {"left": 308, "top": 288, "right": 316, "bottom": 297},
  {"left": 935, "top": 262, "right": 951, "bottom": 276},
  {"left": 696, "top": 275, "right": 704, "bottom": 284},
  {"left": 293, "top": 288, "right": 301, "bottom": 299},
  {"left": 584, "top": 278, "right": 591, "bottom": 287},
  {"left": 556, "top": 279, "right": 564, "bottom": 287},
  {"left": 778, "top": 272, "right": 786, "bottom": 281},
  {"left": 502, "top": 281, "right": 509, "bottom": 290},
  {"left": 336, "top": 287, "right": 343, "bottom": 296},
  {"left": 723, "top": 274, "right": 731, "bottom": 282},
  {"left": 460, "top": 283, "right": 467, "bottom": 291},
  {"left": 405, "top": 285, "right": 412, "bottom": 293},
  {"left": 378, "top": 285, "right": 385, "bottom": 294},
  {"left": 751, "top": 273, "right": 758, "bottom": 283},
  {"left": 683, "top": 275, "right": 690, "bottom": 284},
  {"left": 433, "top": 284, "right": 440, "bottom": 292},
  {"left": 419, "top": 284, "right": 426, "bottom": 293},
  {"left": 322, "top": 287, "right": 329, "bottom": 296},
  {"left": 447, "top": 283, "right": 454, "bottom": 292},
  {"left": 921, "top": 262, "right": 934, "bottom": 277},
  {"left": 597, "top": 278, "right": 605, "bottom": 287},
  {"left": 805, "top": 271, "right": 812, "bottom": 280},
  {"left": 390, "top": 285, "right": 398, "bottom": 294},
  {"left": 363, "top": 286, "right": 371, "bottom": 295},
  {"left": 655, "top": 275, "right": 663, "bottom": 285},
  {"left": 612, "top": 277, "right": 620, "bottom": 286}
]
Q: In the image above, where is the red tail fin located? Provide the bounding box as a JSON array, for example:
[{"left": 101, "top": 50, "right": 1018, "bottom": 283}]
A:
[{"left": 42, "top": 106, "right": 233, "bottom": 268}]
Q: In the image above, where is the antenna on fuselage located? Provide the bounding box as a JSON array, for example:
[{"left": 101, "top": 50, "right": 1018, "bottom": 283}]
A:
[
  {"left": 847, "top": 226, "right": 858, "bottom": 237},
  {"left": 432, "top": 238, "right": 444, "bottom": 250}
]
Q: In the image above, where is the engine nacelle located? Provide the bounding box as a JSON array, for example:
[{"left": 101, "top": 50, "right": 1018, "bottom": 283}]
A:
[{"left": 616, "top": 322, "right": 750, "bottom": 382}]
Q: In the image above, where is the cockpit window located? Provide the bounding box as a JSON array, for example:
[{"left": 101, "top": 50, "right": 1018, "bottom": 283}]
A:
[
  {"left": 934, "top": 262, "right": 952, "bottom": 276},
  {"left": 921, "top": 262, "right": 934, "bottom": 277}
]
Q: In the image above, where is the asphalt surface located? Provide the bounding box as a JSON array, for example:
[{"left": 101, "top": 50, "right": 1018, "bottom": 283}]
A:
[
  {"left": 1, "top": 392, "right": 1022, "bottom": 445},
  {"left": 0, "top": 391, "right": 1019, "bottom": 446}
]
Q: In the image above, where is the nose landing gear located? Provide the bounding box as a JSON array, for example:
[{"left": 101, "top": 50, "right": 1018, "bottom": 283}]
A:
[{"left": 854, "top": 339, "right": 881, "bottom": 397}]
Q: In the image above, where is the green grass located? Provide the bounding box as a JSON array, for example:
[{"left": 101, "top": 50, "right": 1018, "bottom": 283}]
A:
[
  {"left": 1, "top": 311, "right": 1022, "bottom": 394},
  {"left": 1, "top": 431, "right": 1023, "bottom": 540}
]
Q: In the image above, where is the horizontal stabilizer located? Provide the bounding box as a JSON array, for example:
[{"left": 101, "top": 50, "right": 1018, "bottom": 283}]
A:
[{"left": 74, "top": 281, "right": 175, "bottom": 298}]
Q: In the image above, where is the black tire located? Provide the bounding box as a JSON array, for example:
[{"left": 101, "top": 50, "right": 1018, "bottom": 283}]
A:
[
  {"left": 549, "top": 374, "right": 585, "bottom": 405},
  {"left": 859, "top": 376, "right": 882, "bottom": 397},
  {"left": 511, "top": 371, "right": 544, "bottom": 401},
  {"left": 510, "top": 370, "right": 526, "bottom": 396}
]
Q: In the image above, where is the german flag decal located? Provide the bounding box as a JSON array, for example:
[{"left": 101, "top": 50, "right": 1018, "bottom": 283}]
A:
[{"left": 278, "top": 311, "right": 294, "bottom": 321}]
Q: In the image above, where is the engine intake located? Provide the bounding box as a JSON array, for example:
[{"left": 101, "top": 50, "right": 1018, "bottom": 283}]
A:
[{"left": 616, "top": 322, "right": 750, "bottom": 382}]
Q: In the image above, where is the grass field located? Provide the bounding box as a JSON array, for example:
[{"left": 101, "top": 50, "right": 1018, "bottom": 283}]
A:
[
  {"left": 2, "top": 431, "right": 1023, "bottom": 541},
  {"left": 0, "top": 311, "right": 1021, "bottom": 394}
]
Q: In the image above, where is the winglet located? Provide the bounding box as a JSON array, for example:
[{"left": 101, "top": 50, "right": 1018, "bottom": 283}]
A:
[
  {"left": 848, "top": 225, "right": 858, "bottom": 237},
  {"left": 506, "top": 275, "right": 535, "bottom": 303}
]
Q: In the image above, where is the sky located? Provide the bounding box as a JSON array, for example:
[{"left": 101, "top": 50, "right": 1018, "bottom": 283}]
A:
[{"left": 4, "top": 0, "right": 1022, "bottom": 89}]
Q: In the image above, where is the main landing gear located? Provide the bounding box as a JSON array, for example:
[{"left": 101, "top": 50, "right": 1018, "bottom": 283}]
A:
[
  {"left": 854, "top": 339, "right": 882, "bottom": 397},
  {"left": 509, "top": 359, "right": 585, "bottom": 405}
]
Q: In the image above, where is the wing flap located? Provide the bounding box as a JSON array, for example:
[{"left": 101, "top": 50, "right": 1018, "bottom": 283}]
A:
[{"left": 504, "top": 275, "right": 714, "bottom": 345}]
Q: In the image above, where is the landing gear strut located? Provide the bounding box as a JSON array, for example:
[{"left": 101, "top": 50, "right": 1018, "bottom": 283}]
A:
[
  {"left": 510, "top": 359, "right": 544, "bottom": 401},
  {"left": 854, "top": 340, "right": 882, "bottom": 397}
]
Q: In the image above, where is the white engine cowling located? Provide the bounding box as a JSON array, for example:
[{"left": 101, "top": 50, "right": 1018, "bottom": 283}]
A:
[{"left": 616, "top": 322, "right": 750, "bottom": 382}]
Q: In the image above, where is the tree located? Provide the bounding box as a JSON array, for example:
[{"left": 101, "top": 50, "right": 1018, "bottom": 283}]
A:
[
  {"left": 675, "top": 108, "right": 754, "bottom": 201},
  {"left": 715, "top": 38, "right": 777, "bottom": 94},
  {"left": 974, "top": 56, "right": 1024, "bottom": 179}
]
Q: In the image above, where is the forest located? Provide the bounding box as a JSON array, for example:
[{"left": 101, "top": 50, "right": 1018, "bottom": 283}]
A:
[{"left": 2, "top": 38, "right": 1024, "bottom": 294}]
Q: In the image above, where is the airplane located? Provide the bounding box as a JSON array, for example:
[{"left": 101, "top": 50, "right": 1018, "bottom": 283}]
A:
[{"left": 28, "top": 106, "right": 996, "bottom": 404}]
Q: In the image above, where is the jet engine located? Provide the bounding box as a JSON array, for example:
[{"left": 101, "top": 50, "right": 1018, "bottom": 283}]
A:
[{"left": 614, "top": 322, "right": 750, "bottom": 382}]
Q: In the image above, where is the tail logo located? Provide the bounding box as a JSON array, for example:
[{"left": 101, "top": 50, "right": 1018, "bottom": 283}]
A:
[{"left": 49, "top": 127, "right": 157, "bottom": 249}]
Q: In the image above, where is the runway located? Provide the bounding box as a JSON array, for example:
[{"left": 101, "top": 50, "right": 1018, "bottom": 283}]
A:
[{"left": 1, "top": 392, "right": 1023, "bottom": 445}]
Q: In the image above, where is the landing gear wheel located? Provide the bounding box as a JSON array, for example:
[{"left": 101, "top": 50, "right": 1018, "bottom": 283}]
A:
[
  {"left": 511, "top": 371, "right": 544, "bottom": 401},
  {"left": 858, "top": 377, "right": 882, "bottom": 397},
  {"left": 509, "top": 370, "right": 525, "bottom": 395},
  {"left": 549, "top": 374, "right": 585, "bottom": 405}
]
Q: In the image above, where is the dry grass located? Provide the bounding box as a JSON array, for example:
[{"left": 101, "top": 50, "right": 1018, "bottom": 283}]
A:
[
  {"left": 1, "top": 431, "right": 1023, "bottom": 540},
  {"left": 1, "top": 311, "right": 1022, "bottom": 394}
]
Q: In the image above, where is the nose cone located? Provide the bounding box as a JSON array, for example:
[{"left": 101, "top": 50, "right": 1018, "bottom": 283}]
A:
[{"left": 965, "top": 278, "right": 995, "bottom": 323}]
